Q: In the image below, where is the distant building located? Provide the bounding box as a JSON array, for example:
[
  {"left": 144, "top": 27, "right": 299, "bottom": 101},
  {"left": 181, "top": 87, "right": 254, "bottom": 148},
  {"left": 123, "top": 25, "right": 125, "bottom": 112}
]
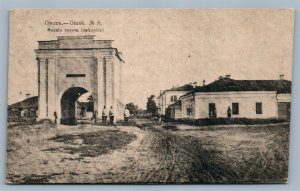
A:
[
  {"left": 167, "top": 100, "right": 182, "bottom": 120},
  {"left": 157, "top": 84, "right": 195, "bottom": 116},
  {"left": 177, "top": 76, "right": 291, "bottom": 120},
  {"left": 75, "top": 101, "right": 94, "bottom": 119},
  {"left": 8, "top": 96, "right": 38, "bottom": 118}
]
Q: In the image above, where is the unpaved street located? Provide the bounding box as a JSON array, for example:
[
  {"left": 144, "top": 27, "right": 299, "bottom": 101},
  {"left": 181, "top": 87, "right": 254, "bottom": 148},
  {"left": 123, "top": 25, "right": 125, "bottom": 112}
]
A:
[{"left": 6, "top": 119, "right": 289, "bottom": 184}]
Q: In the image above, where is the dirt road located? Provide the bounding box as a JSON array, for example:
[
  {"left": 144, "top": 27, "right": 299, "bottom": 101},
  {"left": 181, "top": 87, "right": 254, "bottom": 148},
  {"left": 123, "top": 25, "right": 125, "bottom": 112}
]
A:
[
  {"left": 6, "top": 119, "right": 289, "bottom": 184},
  {"left": 121, "top": 119, "right": 288, "bottom": 183},
  {"left": 137, "top": 127, "right": 235, "bottom": 183},
  {"left": 123, "top": 124, "right": 237, "bottom": 183}
]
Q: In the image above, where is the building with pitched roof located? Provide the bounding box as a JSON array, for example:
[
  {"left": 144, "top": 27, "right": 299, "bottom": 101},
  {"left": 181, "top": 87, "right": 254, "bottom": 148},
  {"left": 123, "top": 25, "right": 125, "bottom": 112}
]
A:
[
  {"left": 168, "top": 75, "right": 291, "bottom": 120},
  {"left": 8, "top": 96, "right": 38, "bottom": 118},
  {"left": 157, "top": 83, "right": 195, "bottom": 116}
]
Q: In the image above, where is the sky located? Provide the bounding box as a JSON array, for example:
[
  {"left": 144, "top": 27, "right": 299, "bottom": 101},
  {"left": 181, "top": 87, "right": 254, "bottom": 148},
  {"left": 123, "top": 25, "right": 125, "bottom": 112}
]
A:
[{"left": 8, "top": 9, "right": 295, "bottom": 108}]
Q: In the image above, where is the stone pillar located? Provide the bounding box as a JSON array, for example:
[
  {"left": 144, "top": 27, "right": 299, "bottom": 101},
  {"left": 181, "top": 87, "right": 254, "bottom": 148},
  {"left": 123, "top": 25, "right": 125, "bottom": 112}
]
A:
[
  {"left": 112, "top": 58, "right": 122, "bottom": 120},
  {"left": 95, "top": 56, "right": 105, "bottom": 115},
  {"left": 35, "top": 58, "right": 41, "bottom": 117},
  {"left": 105, "top": 58, "right": 113, "bottom": 112},
  {"left": 38, "top": 58, "right": 47, "bottom": 119},
  {"left": 112, "top": 58, "right": 116, "bottom": 119},
  {"left": 47, "top": 58, "right": 56, "bottom": 120},
  {"left": 93, "top": 57, "right": 98, "bottom": 114},
  {"left": 36, "top": 58, "right": 40, "bottom": 111}
]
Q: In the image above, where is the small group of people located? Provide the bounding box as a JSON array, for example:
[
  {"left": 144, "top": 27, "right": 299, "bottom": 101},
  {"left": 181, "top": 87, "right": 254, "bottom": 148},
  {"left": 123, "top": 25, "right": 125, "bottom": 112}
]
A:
[
  {"left": 100, "top": 106, "right": 131, "bottom": 125},
  {"left": 53, "top": 105, "right": 131, "bottom": 125},
  {"left": 209, "top": 106, "right": 232, "bottom": 119},
  {"left": 101, "top": 106, "right": 115, "bottom": 125}
]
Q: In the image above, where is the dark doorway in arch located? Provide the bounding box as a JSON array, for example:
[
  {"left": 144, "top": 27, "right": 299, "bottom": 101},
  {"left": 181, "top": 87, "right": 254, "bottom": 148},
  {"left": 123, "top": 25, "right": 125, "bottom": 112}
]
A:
[{"left": 60, "top": 87, "right": 93, "bottom": 125}]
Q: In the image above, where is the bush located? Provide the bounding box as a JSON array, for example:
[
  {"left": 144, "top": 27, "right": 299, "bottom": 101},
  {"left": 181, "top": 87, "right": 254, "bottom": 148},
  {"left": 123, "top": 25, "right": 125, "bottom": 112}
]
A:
[
  {"left": 7, "top": 116, "right": 37, "bottom": 123},
  {"left": 115, "top": 120, "right": 138, "bottom": 127},
  {"left": 36, "top": 119, "right": 53, "bottom": 124},
  {"left": 173, "top": 117, "right": 288, "bottom": 126}
]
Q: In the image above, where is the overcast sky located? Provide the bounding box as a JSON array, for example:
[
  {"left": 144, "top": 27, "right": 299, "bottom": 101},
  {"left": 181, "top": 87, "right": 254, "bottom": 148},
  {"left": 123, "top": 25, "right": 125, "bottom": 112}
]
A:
[{"left": 8, "top": 9, "right": 294, "bottom": 108}]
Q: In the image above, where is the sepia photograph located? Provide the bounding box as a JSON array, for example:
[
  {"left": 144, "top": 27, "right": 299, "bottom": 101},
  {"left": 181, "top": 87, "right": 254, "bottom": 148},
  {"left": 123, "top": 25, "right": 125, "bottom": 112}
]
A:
[{"left": 6, "top": 9, "right": 294, "bottom": 184}]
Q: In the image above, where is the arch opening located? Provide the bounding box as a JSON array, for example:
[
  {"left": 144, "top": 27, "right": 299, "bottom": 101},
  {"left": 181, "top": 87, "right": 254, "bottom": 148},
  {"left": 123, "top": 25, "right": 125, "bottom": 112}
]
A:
[{"left": 60, "top": 87, "right": 93, "bottom": 125}]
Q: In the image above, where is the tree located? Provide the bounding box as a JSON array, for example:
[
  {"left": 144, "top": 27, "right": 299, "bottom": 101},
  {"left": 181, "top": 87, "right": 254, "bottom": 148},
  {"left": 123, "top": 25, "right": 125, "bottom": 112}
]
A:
[
  {"left": 86, "top": 95, "right": 94, "bottom": 111},
  {"left": 146, "top": 95, "right": 158, "bottom": 116},
  {"left": 87, "top": 95, "right": 94, "bottom": 103},
  {"left": 125, "top": 102, "right": 139, "bottom": 115}
]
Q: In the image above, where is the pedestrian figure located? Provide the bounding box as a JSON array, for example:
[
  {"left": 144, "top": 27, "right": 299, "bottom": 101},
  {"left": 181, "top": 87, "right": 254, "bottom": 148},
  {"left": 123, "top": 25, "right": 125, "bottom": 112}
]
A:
[
  {"left": 92, "top": 110, "right": 98, "bottom": 124},
  {"left": 227, "top": 106, "right": 232, "bottom": 119},
  {"left": 213, "top": 107, "right": 217, "bottom": 118},
  {"left": 124, "top": 106, "right": 130, "bottom": 122},
  {"left": 102, "top": 106, "right": 108, "bottom": 125},
  {"left": 109, "top": 106, "right": 115, "bottom": 125},
  {"left": 54, "top": 111, "right": 57, "bottom": 124}
]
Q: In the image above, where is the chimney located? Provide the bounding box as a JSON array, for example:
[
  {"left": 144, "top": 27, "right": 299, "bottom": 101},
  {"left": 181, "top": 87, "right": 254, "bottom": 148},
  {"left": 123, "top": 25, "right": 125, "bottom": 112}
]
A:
[
  {"left": 202, "top": 80, "right": 206, "bottom": 87},
  {"left": 192, "top": 82, "right": 197, "bottom": 88},
  {"left": 279, "top": 74, "right": 284, "bottom": 80},
  {"left": 159, "top": 90, "right": 163, "bottom": 96},
  {"left": 225, "top": 74, "right": 231, "bottom": 78}
]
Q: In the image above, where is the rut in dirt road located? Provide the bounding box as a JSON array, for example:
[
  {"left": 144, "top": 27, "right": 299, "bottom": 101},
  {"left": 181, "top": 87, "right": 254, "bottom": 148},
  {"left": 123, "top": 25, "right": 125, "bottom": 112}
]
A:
[{"left": 145, "top": 127, "right": 239, "bottom": 183}]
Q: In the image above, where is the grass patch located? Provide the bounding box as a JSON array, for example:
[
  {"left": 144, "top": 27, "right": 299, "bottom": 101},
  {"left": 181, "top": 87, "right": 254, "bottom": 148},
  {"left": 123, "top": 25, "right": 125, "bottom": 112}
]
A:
[
  {"left": 18, "top": 173, "right": 64, "bottom": 184},
  {"left": 174, "top": 117, "right": 288, "bottom": 126},
  {"left": 115, "top": 119, "right": 138, "bottom": 127},
  {"left": 45, "top": 130, "right": 137, "bottom": 157},
  {"left": 162, "top": 124, "right": 178, "bottom": 131},
  {"left": 7, "top": 119, "right": 55, "bottom": 128}
]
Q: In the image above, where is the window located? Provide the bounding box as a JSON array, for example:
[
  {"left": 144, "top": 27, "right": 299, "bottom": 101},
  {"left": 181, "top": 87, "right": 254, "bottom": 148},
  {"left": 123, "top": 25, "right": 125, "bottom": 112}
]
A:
[
  {"left": 232, "top": 103, "right": 239, "bottom": 115},
  {"left": 170, "top": 95, "right": 177, "bottom": 102},
  {"left": 66, "top": 74, "right": 86, "bottom": 77},
  {"left": 256, "top": 102, "right": 262, "bottom": 114},
  {"left": 209, "top": 103, "right": 216, "bottom": 117},
  {"left": 186, "top": 105, "right": 192, "bottom": 115}
]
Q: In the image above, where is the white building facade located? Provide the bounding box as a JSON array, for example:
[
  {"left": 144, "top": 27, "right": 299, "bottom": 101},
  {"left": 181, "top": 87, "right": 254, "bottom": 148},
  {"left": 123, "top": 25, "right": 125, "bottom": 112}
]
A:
[
  {"left": 181, "top": 91, "right": 291, "bottom": 119},
  {"left": 157, "top": 84, "right": 194, "bottom": 116},
  {"left": 175, "top": 77, "right": 292, "bottom": 120},
  {"left": 35, "top": 35, "right": 124, "bottom": 125}
]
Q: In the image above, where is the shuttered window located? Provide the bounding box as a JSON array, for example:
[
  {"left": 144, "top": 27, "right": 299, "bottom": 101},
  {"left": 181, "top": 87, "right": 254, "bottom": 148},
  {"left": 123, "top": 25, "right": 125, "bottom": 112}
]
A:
[
  {"left": 232, "top": 103, "right": 239, "bottom": 115},
  {"left": 256, "top": 102, "right": 262, "bottom": 114}
]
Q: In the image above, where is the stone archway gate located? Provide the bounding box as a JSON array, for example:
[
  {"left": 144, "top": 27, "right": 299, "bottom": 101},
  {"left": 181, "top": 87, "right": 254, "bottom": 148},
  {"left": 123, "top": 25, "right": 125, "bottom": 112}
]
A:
[{"left": 35, "top": 35, "right": 124, "bottom": 124}]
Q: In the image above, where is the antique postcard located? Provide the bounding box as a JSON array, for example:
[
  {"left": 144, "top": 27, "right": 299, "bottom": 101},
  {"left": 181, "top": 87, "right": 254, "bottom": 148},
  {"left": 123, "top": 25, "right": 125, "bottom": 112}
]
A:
[{"left": 6, "top": 9, "right": 294, "bottom": 184}]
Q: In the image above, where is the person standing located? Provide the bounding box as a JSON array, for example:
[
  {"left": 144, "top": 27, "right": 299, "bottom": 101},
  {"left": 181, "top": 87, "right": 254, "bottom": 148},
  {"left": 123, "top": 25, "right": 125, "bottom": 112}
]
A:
[
  {"left": 227, "top": 106, "right": 232, "bottom": 119},
  {"left": 124, "top": 106, "right": 130, "bottom": 122},
  {"left": 109, "top": 106, "right": 114, "bottom": 125},
  {"left": 93, "top": 110, "right": 98, "bottom": 124},
  {"left": 54, "top": 111, "right": 57, "bottom": 124},
  {"left": 102, "top": 106, "right": 108, "bottom": 125},
  {"left": 213, "top": 107, "right": 217, "bottom": 118}
]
